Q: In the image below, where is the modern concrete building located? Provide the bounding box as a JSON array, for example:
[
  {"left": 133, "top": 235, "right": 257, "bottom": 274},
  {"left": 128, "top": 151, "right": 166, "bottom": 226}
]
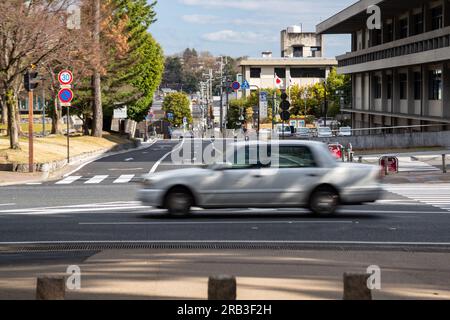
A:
[
  {"left": 317, "top": 0, "right": 450, "bottom": 131},
  {"left": 281, "top": 25, "right": 324, "bottom": 58},
  {"left": 240, "top": 57, "right": 337, "bottom": 94},
  {"left": 240, "top": 27, "right": 337, "bottom": 96}
]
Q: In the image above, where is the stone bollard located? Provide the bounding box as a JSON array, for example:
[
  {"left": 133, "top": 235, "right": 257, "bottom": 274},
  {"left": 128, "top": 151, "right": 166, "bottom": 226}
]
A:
[
  {"left": 36, "top": 276, "right": 66, "bottom": 300},
  {"left": 343, "top": 273, "right": 372, "bottom": 300},
  {"left": 208, "top": 275, "right": 236, "bottom": 300}
]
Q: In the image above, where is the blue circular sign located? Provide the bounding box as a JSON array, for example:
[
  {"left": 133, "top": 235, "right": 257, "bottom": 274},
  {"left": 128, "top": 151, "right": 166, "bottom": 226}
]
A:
[
  {"left": 231, "top": 81, "right": 241, "bottom": 91},
  {"left": 58, "top": 88, "right": 74, "bottom": 103}
]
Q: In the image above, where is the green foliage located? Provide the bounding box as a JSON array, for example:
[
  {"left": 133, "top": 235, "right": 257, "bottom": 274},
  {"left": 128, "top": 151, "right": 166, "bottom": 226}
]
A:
[
  {"left": 73, "top": 0, "right": 164, "bottom": 124},
  {"left": 162, "top": 92, "right": 192, "bottom": 127}
]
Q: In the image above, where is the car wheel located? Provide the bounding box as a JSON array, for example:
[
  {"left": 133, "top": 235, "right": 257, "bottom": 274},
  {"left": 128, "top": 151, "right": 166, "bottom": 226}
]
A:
[
  {"left": 165, "top": 188, "right": 193, "bottom": 216},
  {"left": 309, "top": 187, "right": 339, "bottom": 216}
]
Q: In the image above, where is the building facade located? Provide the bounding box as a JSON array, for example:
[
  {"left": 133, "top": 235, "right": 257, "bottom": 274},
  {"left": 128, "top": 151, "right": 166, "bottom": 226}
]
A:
[
  {"left": 240, "top": 58, "right": 337, "bottom": 95},
  {"left": 317, "top": 0, "right": 450, "bottom": 132}
]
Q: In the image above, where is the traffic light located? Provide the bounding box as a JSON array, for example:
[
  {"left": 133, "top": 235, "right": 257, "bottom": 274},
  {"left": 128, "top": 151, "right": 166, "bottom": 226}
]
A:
[
  {"left": 24, "top": 70, "right": 39, "bottom": 92},
  {"left": 279, "top": 92, "right": 291, "bottom": 121}
]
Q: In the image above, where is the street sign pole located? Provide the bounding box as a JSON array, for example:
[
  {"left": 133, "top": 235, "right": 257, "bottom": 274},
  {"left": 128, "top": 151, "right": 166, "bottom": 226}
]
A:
[
  {"left": 67, "top": 105, "right": 70, "bottom": 164},
  {"left": 58, "top": 70, "right": 74, "bottom": 165},
  {"left": 28, "top": 89, "right": 34, "bottom": 173}
]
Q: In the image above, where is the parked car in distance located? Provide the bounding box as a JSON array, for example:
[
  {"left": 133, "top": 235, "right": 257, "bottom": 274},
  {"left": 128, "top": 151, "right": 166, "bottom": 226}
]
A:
[
  {"left": 171, "top": 129, "right": 192, "bottom": 139},
  {"left": 296, "top": 127, "right": 311, "bottom": 139},
  {"left": 276, "top": 125, "right": 293, "bottom": 137},
  {"left": 317, "top": 127, "right": 333, "bottom": 138},
  {"left": 338, "top": 127, "right": 352, "bottom": 136},
  {"left": 316, "top": 118, "right": 340, "bottom": 128}
]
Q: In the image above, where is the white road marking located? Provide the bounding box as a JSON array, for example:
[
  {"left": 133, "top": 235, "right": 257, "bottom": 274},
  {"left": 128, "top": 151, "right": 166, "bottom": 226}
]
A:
[
  {"left": 63, "top": 140, "right": 158, "bottom": 177},
  {"left": 78, "top": 220, "right": 355, "bottom": 226},
  {"left": 0, "top": 203, "right": 15, "bottom": 207},
  {"left": 149, "top": 140, "right": 185, "bottom": 174},
  {"left": 55, "top": 176, "right": 82, "bottom": 185},
  {"left": 385, "top": 184, "right": 450, "bottom": 212},
  {"left": 124, "top": 158, "right": 134, "bottom": 162},
  {"left": 85, "top": 175, "right": 109, "bottom": 184},
  {"left": 113, "top": 175, "right": 135, "bottom": 184}
]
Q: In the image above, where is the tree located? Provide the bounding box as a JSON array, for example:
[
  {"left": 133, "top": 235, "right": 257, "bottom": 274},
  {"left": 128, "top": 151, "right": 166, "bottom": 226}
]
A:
[
  {"left": 163, "top": 57, "right": 183, "bottom": 90},
  {"left": 0, "top": 0, "right": 72, "bottom": 149},
  {"left": 162, "top": 92, "right": 192, "bottom": 127},
  {"left": 91, "top": 0, "right": 103, "bottom": 137}
]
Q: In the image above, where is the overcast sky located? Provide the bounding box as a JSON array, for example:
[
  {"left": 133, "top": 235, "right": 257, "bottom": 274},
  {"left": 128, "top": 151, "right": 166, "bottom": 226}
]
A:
[{"left": 150, "top": 0, "right": 355, "bottom": 58}]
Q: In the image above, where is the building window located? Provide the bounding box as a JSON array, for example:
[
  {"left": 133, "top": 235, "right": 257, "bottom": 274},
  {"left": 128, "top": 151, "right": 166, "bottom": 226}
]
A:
[
  {"left": 274, "top": 68, "right": 286, "bottom": 78},
  {"left": 429, "top": 69, "right": 442, "bottom": 100},
  {"left": 399, "top": 73, "right": 408, "bottom": 99},
  {"left": 399, "top": 18, "right": 408, "bottom": 39},
  {"left": 293, "top": 46, "right": 303, "bottom": 58},
  {"left": 386, "top": 74, "right": 393, "bottom": 99},
  {"left": 413, "top": 12, "right": 424, "bottom": 35},
  {"left": 290, "top": 68, "right": 326, "bottom": 78},
  {"left": 431, "top": 6, "right": 443, "bottom": 31},
  {"left": 311, "top": 47, "right": 321, "bottom": 57},
  {"left": 384, "top": 23, "right": 393, "bottom": 43},
  {"left": 250, "top": 68, "right": 261, "bottom": 78},
  {"left": 372, "top": 29, "right": 382, "bottom": 46},
  {"left": 414, "top": 72, "right": 422, "bottom": 100},
  {"left": 373, "top": 75, "right": 382, "bottom": 99}
]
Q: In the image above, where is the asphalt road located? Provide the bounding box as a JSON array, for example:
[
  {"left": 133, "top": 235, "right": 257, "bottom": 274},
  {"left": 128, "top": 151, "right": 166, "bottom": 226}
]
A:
[{"left": 1, "top": 139, "right": 450, "bottom": 250}]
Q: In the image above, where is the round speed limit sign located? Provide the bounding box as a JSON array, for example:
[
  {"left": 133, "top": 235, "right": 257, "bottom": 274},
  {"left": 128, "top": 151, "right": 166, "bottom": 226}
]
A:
[{"left": 58, "top": 70, "right": 73, "bottom": 86}]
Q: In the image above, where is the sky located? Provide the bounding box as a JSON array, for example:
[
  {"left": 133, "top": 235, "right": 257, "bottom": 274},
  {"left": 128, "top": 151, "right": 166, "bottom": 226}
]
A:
[{"left": 150, "top": 0, "right": 356, "bottom": 58}]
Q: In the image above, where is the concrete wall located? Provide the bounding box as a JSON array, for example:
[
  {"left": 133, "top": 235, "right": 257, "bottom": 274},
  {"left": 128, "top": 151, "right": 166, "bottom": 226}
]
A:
[{"left": 309, "top": 130, "right": 450, "bottom": 149}]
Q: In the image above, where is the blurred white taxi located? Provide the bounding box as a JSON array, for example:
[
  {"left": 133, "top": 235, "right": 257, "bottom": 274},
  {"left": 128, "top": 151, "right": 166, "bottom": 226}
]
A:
[{"left": 138, "top": 140, "right": 383, "bottom": 216}]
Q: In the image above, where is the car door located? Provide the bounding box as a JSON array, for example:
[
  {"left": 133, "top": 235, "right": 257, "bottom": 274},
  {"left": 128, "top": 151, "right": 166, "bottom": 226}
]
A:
[
  {"left": 268, "top": 145, "right": 326, "bottom": 206},
  {"left": 199, "top": 144, "right": 278, "bottom": 208}
]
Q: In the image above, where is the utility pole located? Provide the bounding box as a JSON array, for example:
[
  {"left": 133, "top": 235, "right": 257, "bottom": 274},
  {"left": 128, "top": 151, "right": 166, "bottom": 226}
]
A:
[
  {"left": 216, "top": 57, "right": 225, "bottom": 137},
  {"left": 92, "top": 0, "right": 103, "bottom": 137}
]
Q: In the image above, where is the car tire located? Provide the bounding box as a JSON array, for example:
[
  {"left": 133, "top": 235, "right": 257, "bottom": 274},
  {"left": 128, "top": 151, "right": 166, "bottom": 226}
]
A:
[
  {"left": 165, "top": 187, "right": 193, "bottom": 216},
  {"left": 309, "top": 186, "right": 339, "bottom": 216}
]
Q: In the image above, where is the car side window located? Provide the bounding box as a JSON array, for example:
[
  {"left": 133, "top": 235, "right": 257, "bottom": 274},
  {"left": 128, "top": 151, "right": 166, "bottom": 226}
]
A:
[
  {"left": 228, "top": 145, "right": 271, "bottom": 169},
  {"left": 273, "top": 146, "right": 317, "bottom": 168}
]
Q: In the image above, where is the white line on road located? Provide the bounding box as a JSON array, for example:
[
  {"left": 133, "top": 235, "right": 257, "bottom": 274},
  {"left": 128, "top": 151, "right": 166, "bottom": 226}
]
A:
[
  {"left": 63, "top": 140, "right": 158, "bottom": 177},
  {"left": 149, "top": 140, "right": 185, "bottom": 174},
  {"left": 124, "top": 158, "right": 134, "bottom": 162},
  {"left": 0, "top": 203, "right": 16, "bottom": 207},
  {"left": 78, "top": 220, "right": 355, "bottom": 226},
  {"left": 85, "top": 175, "right": 109, "bottom": 184},
  {"left": 55, "top": 176, "right": 82, "bottom": 185},
  {"left": 113, "top": 175, "right": 135, "bottom": 184}
]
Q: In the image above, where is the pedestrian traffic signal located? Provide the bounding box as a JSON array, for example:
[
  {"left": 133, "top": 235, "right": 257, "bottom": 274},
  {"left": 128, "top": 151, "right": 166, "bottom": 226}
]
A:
[
  {"left": 279, "top": 92, "right": 290, "bottom": 120},
  {"left": 24, "top": 70, "right": 39, "bottom": 92}
]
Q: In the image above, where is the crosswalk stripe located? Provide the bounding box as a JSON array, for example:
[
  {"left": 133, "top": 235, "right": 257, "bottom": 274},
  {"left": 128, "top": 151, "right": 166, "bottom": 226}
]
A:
[
  {"left": 55, "top": 176, "right": 82, "bottom": 185},
  {"left": 113, "top": 175, "right": 135, "bottom": 184},
  {"left": 85, "top": 175, "right": 109, "bottom": 184},
  {"left": 385, "top": 185, "right": 450, "bottom": 212}
]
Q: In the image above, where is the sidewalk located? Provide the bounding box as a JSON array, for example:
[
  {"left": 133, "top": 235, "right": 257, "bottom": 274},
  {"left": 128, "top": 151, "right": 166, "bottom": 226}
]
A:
[
  {"left": 1, "top": 250, "right": 449, "bottom": 300},
  {"left": 383, "top": 171, "right": 450, "bottom": 184}
]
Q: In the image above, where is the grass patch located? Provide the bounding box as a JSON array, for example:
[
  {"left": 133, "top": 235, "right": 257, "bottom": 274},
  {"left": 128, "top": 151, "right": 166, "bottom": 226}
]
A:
[{"left": 0, "top": 133, "right": 131, "bottom": 164}]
